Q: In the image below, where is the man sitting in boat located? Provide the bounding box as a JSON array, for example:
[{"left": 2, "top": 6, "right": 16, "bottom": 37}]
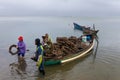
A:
[
  {"left": 45, "top": 33, "right": 52, "bottom": 43},
  {"left": 42, "top": 36, "right": 47, "bottom": 47},
  {"left": 42, "top": 33, "right": 53, "bottom": 48},
  {"left": 42, "top": 34, "right": 53, "bottom": 56}
]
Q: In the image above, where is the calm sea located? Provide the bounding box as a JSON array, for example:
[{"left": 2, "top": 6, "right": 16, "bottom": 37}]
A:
[{"left": 0, "top": 16, "right": 120, "bottom": 80}]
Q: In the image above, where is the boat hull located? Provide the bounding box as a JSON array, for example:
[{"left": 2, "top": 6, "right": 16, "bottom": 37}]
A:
[{"left": 44, "top": 40, "right": 95, "bottom": 66}]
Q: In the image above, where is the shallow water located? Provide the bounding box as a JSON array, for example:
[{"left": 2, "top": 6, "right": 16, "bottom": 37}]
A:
[{"left": 0, "top": 16, "right": 120, "bottom": 80}]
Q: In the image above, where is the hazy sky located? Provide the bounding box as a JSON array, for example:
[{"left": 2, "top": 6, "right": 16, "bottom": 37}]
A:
[{"left": 0, "top": 0, "right": 120, "bottom": 17}]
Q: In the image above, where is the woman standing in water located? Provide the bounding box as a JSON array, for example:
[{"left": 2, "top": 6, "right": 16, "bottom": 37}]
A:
[{"left": 16, "top": 36, "right": 26, "bottom": 60}]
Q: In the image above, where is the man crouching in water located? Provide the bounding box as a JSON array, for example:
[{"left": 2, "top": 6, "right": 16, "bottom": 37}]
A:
[{"left": 31, "top": 38, "right": 45, "bottom": 75}]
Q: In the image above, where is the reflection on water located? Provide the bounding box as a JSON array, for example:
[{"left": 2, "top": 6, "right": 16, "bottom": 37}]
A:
[
  {"left": 92, "top": 39, "right": 99, "bottom": 63},
  {"left": 44, "top": 50, "right": 94, "bottom": 80},
  {"left": 8, "top": 50, "right": 94, "bottom": 80},
  {"left": 9, "top": 57, "right": 27, "bottom": 80}
]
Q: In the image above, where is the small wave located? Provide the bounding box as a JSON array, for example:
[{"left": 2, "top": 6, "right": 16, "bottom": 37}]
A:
[{"left": 95, "top": 48, "right": 120, "bottom": 66}]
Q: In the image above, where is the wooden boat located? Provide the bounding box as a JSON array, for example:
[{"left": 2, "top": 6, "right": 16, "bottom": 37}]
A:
[
  {"left": 73, "top": 22, "right": 99, "bottom": 35},
  {"left": 73, "top": 22, "right": 91, "bottom": 31},
  {"left": 44, "top": 23, "right": 99, "bottom": 66},
  {"left": 44, "top": 40, "right": 95, "bottom": 66},
  {"left": 73, "top": 23, "right": 85, "bottom": 31}
]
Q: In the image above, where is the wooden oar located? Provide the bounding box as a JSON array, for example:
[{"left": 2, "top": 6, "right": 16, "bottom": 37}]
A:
[
  {"left": 92, "top": 37, "right": 99, "bottom": 63},
  {"left": 92, "top": 24, "right": 99, "bottom": 40}
]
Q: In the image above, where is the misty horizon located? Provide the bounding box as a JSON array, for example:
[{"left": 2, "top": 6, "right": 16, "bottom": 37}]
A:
[{"left": 0, "top": 0, "right": 120, "bottom": 17}]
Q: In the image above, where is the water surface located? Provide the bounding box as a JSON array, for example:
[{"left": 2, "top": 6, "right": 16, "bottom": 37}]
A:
[{"left": 0, "top": 16, "right": 120, "bottom": 80}]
